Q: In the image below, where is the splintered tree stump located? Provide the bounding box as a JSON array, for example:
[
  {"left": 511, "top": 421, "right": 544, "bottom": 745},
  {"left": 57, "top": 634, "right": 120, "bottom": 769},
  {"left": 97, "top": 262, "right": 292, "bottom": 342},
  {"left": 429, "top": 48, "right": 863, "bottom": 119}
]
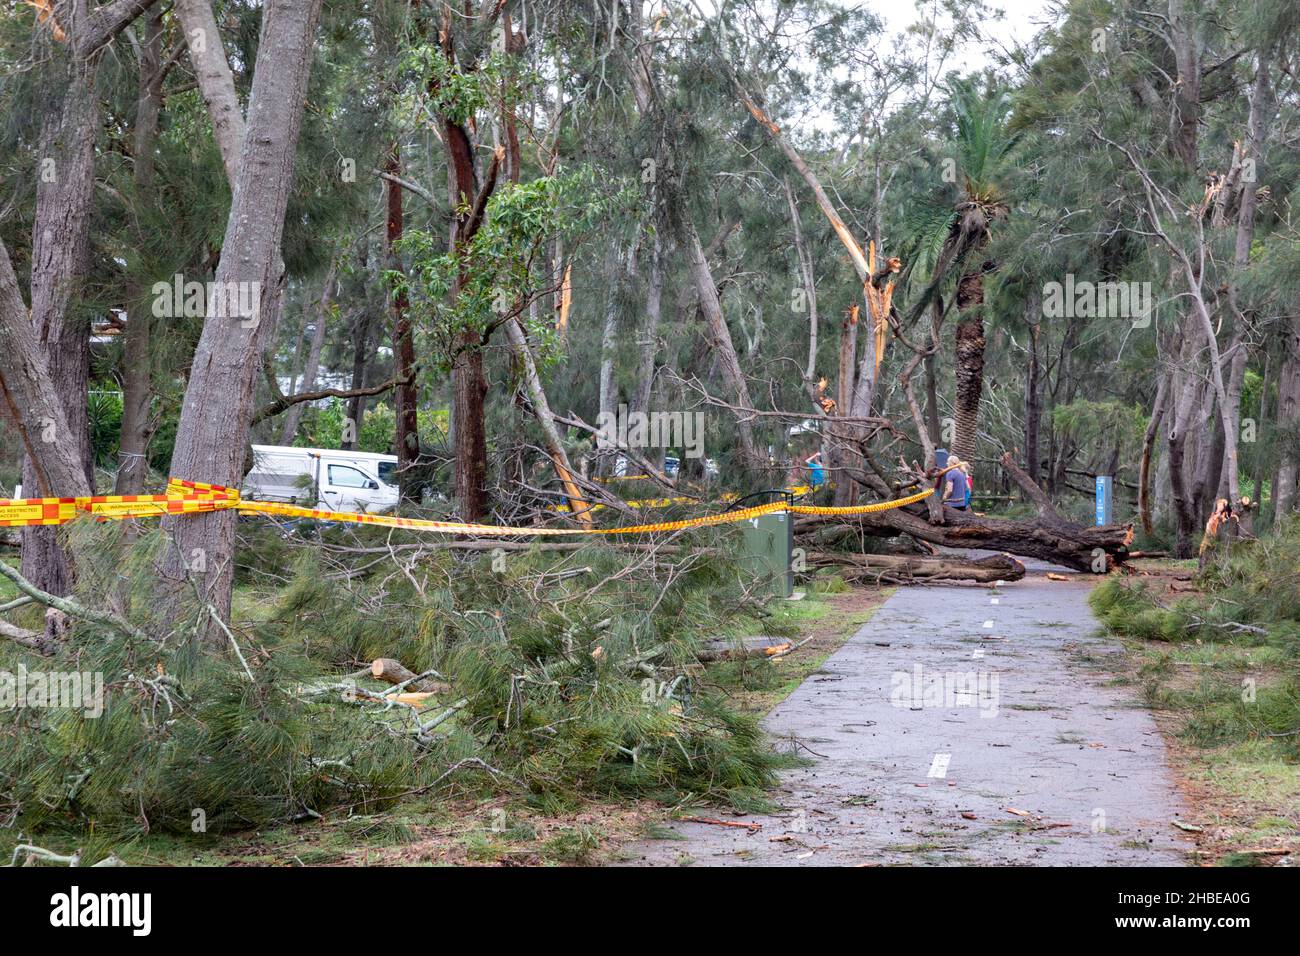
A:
[{"left": 370, "top": 658, "right": 447, "bottom": 694}]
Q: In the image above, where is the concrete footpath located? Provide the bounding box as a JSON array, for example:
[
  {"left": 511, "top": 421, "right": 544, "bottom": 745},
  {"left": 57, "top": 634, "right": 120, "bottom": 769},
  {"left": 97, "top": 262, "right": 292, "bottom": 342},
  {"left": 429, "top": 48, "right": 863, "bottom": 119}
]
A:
[{"left": 618, "top": 570, "right": 1192, "bottom": 866}]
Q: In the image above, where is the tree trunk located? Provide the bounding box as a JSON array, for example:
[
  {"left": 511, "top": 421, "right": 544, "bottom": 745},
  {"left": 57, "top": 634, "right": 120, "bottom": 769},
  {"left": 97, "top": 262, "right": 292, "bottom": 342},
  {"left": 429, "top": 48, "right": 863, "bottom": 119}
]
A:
[
  {"left": 678, "top": 214, "right": 763, "bottom": 470},
  {"left": 1138, "top": 370, "right": 1170, "bottom": 536},
  {"left": 174, "top": 0, "right": 247, "bottom": 187},
  {"left": 1166, "top": 320, "right": 1204, "bottom": 556},
  {"left": 951, "top": 270, "right": 986, "bottom": 462},
  {"left": 22, "top": 53, "right": 102, "bottom": 596},
  {"left": 1023, "top": 303, "right": 1041, "bottom": 487},
  {"left": 344, "top": 240, "right": 381, "bottom": 449},
  {"left": 807, "top": 551, "right": 1026, "bottom": 585},
  {"left": 278, "top": 261, "right": 336, "bottom": 444},
  {"left": 0, "top": 243, "right": 93, "bottom": 502},
  {"left": 162, "top": 0, "right": 324, "bottom": 631},
  {"left": 1167, "top": 0, "right": 1201, "bottom": 171},
  {"left": 1275, "top": 313, "right": 1300, "bottom": 522},
  {"left": 597, "top": 246, "right": 620, "bottom": 473},
  {"left": 632, "top": 233, "right": 663, "bottom": 417},
  {"left": 832, "top": 306, "right": 859, "bottom": 506},
  {"left": 504, "top": 317, "right": 591, "bottom": 524},
  {"left": 386, "top": 148, "right": 420, "bottom": 499},
  {"left": 115, "top": 5, "right": 165, "bottom": 495}
]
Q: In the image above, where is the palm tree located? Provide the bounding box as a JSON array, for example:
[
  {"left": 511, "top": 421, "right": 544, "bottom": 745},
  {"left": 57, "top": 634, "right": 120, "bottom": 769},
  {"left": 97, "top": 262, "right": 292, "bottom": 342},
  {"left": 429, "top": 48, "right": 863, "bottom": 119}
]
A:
[{"left": 905, "top": 79, "right": 1019, "bottom": 463}]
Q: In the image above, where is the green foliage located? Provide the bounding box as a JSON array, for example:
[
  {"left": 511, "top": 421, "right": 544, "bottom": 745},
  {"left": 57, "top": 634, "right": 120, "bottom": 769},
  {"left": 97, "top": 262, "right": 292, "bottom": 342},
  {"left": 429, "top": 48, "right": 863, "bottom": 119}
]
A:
[
  {"left": 391, "top": 168, "right": 635, "bottom": 376},
  {"left": 86, "top": 391, "right": 123, "bottom": 469},
  {"left": 1, "top": 518, "right": 797, "bottom": 844},
  {"left": 0, "top": 528, "right": 424, "bottom": 840},
  {"left": 263, "top": 524, "right": 792, "bottom": 806},
  {"left": 1090, "top": 521, "right": 1300, "bottom": 760},
  {"left": 292, "top": 398, "right": 448, "bottom": 454}
]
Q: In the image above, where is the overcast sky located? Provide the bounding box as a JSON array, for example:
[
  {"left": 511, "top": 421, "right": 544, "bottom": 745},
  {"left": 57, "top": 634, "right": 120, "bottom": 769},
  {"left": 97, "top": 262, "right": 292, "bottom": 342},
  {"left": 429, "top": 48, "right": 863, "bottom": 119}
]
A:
[{"left": 857, "top": 0, "right": 1058, "bottom": 72}]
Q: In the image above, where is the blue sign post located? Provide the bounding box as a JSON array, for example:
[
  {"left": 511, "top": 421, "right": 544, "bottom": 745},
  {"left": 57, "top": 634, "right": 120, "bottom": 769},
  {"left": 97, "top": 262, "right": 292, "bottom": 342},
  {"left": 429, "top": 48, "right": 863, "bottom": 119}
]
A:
[{"left": 1095, "top": 475, "right": 1113, "bottom": 526}]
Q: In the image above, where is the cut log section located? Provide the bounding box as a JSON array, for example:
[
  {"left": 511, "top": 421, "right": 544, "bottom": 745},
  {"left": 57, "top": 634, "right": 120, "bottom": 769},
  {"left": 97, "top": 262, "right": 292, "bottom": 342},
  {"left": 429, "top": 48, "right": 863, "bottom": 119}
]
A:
[
  {"left": 370, "top": 658, "right": 448, "bottom": 694},
  {"left": 697, "top": 636, "right": 794, "bottom": 662}
]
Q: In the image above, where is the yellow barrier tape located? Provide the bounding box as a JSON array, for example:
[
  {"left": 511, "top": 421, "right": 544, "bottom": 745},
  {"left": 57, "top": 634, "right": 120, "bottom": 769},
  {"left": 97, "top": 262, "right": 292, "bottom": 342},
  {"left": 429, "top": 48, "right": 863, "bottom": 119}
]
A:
[
  {"left": 788, "top": 487, "right": 934, "bottom": 516},
  {"left": 0, "top": 479, "right": 932, "bottom": 535},
  {"left": 549, "top": 485, "right": 814, "bottom": 514}
]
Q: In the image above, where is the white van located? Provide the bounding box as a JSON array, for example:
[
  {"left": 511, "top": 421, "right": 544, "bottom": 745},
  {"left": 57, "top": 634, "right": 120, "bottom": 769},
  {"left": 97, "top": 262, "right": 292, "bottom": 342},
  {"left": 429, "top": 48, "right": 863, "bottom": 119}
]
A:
[{"left": 244, "top": 445, "right": 400, "bottom": 514}]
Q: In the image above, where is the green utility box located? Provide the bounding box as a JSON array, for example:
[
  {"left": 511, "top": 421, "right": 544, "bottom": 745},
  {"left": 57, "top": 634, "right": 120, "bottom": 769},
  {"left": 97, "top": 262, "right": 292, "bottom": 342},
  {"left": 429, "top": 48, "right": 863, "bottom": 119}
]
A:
[{"left": 741, "top": 510, "right": 793, "bottom": 599}]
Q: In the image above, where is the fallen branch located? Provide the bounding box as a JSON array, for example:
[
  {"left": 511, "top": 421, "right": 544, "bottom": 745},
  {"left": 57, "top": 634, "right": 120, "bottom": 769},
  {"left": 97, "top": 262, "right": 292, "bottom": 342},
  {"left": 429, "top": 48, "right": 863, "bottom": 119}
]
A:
[
  {"left": 681, "top": 816, "right": 762, "bottom": 832},
  {"left": 251, "top": 374, "right": 408, "bottom": 426},
  {"left": 0, "top": 619, "right": 52, "bottom": 654},
  {"left": 0, "top": 560, "right": 152, "bottom": 645}
]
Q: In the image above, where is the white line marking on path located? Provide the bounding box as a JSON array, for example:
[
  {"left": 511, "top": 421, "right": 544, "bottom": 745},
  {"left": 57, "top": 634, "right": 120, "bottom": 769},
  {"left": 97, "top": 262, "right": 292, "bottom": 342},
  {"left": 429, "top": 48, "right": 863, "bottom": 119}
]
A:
[{"left": 928, "top": 753, "right": 951, "bottom": 778}]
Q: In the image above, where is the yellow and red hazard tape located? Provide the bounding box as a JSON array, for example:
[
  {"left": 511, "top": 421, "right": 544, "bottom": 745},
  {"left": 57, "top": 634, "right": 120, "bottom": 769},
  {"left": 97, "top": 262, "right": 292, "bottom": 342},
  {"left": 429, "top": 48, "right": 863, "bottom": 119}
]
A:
[{"left": 0, "top": 479, "right": 932, "bottom": 535}]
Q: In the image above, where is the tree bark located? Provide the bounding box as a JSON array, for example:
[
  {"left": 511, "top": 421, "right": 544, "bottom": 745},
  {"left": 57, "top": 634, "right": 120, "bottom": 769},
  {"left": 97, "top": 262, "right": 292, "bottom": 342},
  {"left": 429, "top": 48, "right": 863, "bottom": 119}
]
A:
[
  {"left": 681, "top": 218, "right": 763, "bottom": 470},
  {"left": 807, "top": 551, "right": 1026, "bottom": 585},
  {"left": 162, "top": 0, "right": 324, "bottom": 631},
  {"left": 21, "top": 0, "right": 163, "bottom": 594},
  {"left": 386, "top": 147, "right": 420, "bottom": 499},
  {"left": 278, "top": 261, "right": 336, "bottom": 444},
  {"left": 115, "top": 4, "right": 166, "bottom": 495},
  {"left": 504, "top": 316, "right": 592, "bottom": 525},
  {"left": 1138, "top": 369, "right": 1170, "bottom": 536},
  {"left": 174, "top": 0, "right": 247, "bottom": 187},
  {"left": 951, "top": 270, "right": 986, "bottom": 462},
  {"left": 1275, "top": 313, "right": 1300, "bottom": 521},
  {"left": 632, "top": 233, "right": 663, "bottom": 417}
]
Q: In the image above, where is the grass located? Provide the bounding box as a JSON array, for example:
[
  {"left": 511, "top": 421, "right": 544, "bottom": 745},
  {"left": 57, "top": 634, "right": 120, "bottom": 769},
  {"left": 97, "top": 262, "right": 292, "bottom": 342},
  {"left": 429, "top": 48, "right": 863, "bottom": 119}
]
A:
[{"left": 1088, "top": 521, "right": 1300, "bottom": 865}]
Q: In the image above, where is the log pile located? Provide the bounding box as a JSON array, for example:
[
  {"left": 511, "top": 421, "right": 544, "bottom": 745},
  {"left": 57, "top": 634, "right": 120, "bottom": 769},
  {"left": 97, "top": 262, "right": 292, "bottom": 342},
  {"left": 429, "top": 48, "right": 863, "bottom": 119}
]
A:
[{"left": 796, "top": 452, "right": 1134, "bottom": 573}]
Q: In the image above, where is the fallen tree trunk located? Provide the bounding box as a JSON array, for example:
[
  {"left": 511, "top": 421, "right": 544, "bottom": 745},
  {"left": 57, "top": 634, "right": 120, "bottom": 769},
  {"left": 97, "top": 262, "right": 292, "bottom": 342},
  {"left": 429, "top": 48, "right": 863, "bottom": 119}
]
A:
[
  {"left": 807, "top": 551, "right": 1024, "bottom": 584},
  {"left": 795, "top": 452, "right": 1134, "bottom": 573}
]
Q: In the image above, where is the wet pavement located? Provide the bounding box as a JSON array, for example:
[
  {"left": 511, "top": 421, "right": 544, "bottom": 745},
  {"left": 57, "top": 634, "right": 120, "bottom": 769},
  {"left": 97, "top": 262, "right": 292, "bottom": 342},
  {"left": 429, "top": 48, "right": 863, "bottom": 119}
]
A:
[{"left": 617, "top": 569, "right": 1193, "bottom": 866}]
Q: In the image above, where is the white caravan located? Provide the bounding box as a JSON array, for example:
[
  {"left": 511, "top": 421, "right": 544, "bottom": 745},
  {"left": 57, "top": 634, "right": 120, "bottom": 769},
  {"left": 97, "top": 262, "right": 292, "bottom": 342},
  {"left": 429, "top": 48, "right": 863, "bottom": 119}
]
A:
[{"left": 244, "top": 445, "right": 400, "bottom": 514}]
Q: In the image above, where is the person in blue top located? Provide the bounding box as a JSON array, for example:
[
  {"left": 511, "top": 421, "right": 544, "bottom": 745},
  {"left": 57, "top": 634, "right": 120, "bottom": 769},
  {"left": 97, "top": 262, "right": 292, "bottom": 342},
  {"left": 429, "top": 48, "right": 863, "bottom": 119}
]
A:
[
  {"left": 805, "top": 450, "right": 825, "bottom": 489},
  {"left": 943, "top": 457, "right": 969, "bottom": 510}
]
